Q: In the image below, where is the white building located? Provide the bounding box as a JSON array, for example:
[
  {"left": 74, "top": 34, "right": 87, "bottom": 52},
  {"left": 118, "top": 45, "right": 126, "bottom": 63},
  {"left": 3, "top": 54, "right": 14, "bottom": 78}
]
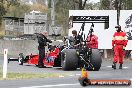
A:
[
  {"left": 3, "top": 17, "right": 24, "bottom": 36},
  {"left": 24, "top": 10, "right": 48, "bottom": 34}
]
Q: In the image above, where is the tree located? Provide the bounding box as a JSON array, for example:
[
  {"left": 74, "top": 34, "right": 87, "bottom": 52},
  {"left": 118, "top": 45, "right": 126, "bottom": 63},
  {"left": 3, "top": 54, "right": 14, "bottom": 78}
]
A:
[
  {"left": 4, "top": 1, "right": 30, "bottom": 17},
  {"left": 122, "top": 0, "right": 132, "bottom": 9},
  {"left": 54, "top": 0, "right": 77, "bottom": 25},
  {"left": 47, "top": 0, "right": 98, "bottom": 35},
  {"left": 100, "top": 0, "right": 132, "bottom": 10},
  {"left": 100, "top": 0, "right": 110, "bottom": 9},
  {"left": 48, "top": 0, "right": 51, "bottom": 8},
  {"left": 0, "top": 2, "right": 6, "bottom": 25},
  {"left": 0, "top": 0, "right": 31, "bottom": 29},
  {"left": 30, "top": 3, "right": 48, "bottom": 13},
  {"left": 5, "top": 4, "right": 31, "bottom": 17}
]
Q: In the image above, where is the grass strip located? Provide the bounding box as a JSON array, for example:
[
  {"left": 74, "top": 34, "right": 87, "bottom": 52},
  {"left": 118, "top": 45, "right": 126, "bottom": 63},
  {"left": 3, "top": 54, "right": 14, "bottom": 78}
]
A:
[{"left": 0, "top": 72, "right": 68, "bottom": 80}]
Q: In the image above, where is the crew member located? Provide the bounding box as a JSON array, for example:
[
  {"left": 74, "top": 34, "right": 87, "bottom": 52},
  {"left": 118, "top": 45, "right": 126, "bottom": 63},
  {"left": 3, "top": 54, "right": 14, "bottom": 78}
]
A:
[
  {"left": 37, "top": 31, "right": 52, "bottom": 68},
  {"left": 72, "top": 30, "right": 83, "bottom": 47},
  {"left": 112, "top": 25, "right": 128, "bottom": 69},
  {"left": 86, "top": 29, "right": 98, "bottom": 49}
]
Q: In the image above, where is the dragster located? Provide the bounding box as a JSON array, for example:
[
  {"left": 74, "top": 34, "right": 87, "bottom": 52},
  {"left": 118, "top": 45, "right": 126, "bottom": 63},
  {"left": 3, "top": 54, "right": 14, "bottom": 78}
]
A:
[{"left": 8, "top": 16, "right": 109, "bottom": 71}]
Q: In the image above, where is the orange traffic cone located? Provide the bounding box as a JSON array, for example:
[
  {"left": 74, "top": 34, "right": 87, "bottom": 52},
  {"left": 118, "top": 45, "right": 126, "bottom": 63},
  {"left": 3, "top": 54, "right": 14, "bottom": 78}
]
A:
[{"left": 81, "top": 68, "right": 88, "bottom": 78}]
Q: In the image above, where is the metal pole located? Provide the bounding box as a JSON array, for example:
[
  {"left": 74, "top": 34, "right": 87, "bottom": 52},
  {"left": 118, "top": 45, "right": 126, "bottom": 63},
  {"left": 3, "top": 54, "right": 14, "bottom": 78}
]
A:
[
  {"left": 28, "top": 18, "right": 29, "bottom": 34},
  {"left": 51, "top": 0, "right": 55, "bottom": 26}
]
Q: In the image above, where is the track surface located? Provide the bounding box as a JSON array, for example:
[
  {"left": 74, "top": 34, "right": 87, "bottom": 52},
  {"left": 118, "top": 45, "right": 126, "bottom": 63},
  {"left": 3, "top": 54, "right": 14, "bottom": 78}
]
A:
[{"left": 0, "top": 55, "right": 132, "bottom": 88}]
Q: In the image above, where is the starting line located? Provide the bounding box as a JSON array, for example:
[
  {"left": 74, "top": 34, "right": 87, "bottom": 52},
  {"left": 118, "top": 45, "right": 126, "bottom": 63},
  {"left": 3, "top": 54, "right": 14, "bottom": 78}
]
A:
[
  {"left": 20, "top": 83, "right": 80, "bottom": 88},
  {"left": 106, "top": 66, "right": 129, "bottom": 69}
]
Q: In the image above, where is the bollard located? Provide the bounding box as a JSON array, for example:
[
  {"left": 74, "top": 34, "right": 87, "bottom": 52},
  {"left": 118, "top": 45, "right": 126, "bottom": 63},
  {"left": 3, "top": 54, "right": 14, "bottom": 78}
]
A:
[
  {"left": 3, "top": 49, "right": 8, "bottom": 79},
  {"left": 130, "top": 51, "right": 132, "bottom": 59}
]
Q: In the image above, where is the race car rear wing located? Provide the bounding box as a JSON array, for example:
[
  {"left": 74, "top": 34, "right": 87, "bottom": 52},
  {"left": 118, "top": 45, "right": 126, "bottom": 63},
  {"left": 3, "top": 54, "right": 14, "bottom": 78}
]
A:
[{"left": 69, "top": 16, "right": 109, "bottom": 29}]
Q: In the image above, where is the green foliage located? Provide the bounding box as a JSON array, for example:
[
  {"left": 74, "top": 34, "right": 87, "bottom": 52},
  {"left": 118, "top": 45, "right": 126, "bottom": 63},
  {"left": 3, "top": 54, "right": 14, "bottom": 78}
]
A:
[
  {"left": 48, "top": 0, "right": 51, "bottom": 8},
  {"left": 50, "top": 0, "right": 100, "bottom": 35},
  {"left": 55, "top": 0, "right": 74, "bottom": 26},
  {"left": 5, "top": 2, "right": 30, "bottom": 17},
  {"left": 0, "top": 1, "right": 31, "bottom": 32},
  {"left": 100, "top": 0, "right": 132, "bottom": 10},
  {"left": 100, "top": 0, "right": 110, "bottom": 10},
  {"left": 0, "top": 0, "right": 49, "bottom": 32},
  {"left": 124, "top": 0, "right": 132, "bottom": 9},
  {"left": 30, "top": 3, "right": 48, "bottom": 13},
  {"left": 0, "top": 2, "right": 6, "bottom": 25},
  {"left": 0, "top": 72, "right": 69, "bottom": 80}
]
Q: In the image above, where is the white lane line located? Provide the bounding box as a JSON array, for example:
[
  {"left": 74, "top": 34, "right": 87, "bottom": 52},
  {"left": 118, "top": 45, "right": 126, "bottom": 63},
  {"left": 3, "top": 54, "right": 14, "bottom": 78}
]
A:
[
  {"left": 59, "top": 75, "right": 64, "bottom": 78},
  {"left": 76, "top": 74, "right": 81, "bottom": 76},
  {"left": 69, "top": 75, "right": 74, "bottom": 77},
  {"left": 20, "top": 83, "right": 80, "bottom": 88},
  {"left": 106, "top": 66, "right": 112, "bottom": 68},
  {"left": 106, "top": 66, "right": 129, "bottom": 69},
  {"left": 53, "top": 67, "right": 62, "bottom": 69},
  {"left": 123, "top": 67, "right": 129, "bottom": 69}
]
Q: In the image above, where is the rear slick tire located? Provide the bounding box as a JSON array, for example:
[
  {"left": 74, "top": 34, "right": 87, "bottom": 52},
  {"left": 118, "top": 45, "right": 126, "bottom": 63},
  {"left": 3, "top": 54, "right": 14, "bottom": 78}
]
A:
[{"left": 61, "top": 49, "right": 78, "bottom": 71}]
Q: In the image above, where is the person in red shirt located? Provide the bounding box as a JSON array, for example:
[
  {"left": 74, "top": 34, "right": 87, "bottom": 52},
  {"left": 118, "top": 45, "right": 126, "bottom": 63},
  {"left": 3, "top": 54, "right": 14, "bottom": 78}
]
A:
[
  {"left": 112, "top": 25, "right": 128, "bottom": 69},
  {"left": 86, "top": 29, "right": 98, "bottom": 49}
]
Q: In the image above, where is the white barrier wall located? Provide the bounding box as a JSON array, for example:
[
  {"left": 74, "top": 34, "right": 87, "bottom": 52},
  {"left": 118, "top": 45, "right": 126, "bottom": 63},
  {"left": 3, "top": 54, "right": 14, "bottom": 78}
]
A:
[
  {"left": 0, "top": 40, "right": 38, "bottom": 55},
  {"left": 0, "top": 40, "right": 62, "bottom": 55},
  {"left": 120, "top": 10, "right": 132, "bottom": 50}
]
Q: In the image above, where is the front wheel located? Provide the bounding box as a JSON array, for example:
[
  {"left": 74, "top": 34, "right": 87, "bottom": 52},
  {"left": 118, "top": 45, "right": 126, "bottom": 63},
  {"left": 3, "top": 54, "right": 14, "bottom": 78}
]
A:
[{"left": 18, "top": 53, "right": 24, "bottom": 65}]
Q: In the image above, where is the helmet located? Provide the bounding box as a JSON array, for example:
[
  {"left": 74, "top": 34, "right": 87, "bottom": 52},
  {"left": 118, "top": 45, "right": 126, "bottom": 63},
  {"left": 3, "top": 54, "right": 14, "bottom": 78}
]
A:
[
  {"left": 89, "top": 28, "right": 94, "bottom": 33},
  {"left": 115, "top": 25, "right": 121, "bottom": 32},
  {"left": 115, "top": 25, "right": 121, "bottom": 28}
]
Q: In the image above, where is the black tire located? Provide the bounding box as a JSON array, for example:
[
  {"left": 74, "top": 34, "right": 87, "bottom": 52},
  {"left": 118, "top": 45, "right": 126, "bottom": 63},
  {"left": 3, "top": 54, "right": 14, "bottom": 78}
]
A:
[
  {"left": 90, "top": 49, "right": 102, "bottom": 71},
  {"left": 18, "top": 53, "right": 24, "bottom": 65},
  {"left": 35, "top": 64, "right": 38, "bottom": 67},
  {"left": 61, "top": 49, "right": 78, "bottom": 71}
]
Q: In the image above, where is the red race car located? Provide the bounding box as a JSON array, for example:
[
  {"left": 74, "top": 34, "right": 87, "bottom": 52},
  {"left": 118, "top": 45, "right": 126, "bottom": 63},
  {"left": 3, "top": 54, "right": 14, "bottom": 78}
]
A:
[{"left": 8, "top": 45, "right": 62, "bottom": 67}]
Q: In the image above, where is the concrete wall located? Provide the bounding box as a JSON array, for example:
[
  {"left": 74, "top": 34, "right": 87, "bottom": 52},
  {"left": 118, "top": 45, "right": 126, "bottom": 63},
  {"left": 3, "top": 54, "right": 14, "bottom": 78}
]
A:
[
  {"left": 1, "top": 40, "right": 131, "bottom": 59},
  {"left": 0, "top": 40, "right": 63, "bottom": 56},
  {"left": 0, "top": 40, "right": 38, "bottom": 55}
]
